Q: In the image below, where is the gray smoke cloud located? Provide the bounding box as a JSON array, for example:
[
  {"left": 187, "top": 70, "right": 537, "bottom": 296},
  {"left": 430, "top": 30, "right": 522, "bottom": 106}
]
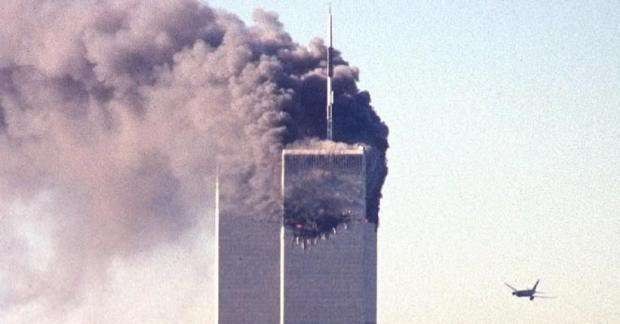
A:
[{"left": 0, "top": 0, "right": 388, "bottom": 322}]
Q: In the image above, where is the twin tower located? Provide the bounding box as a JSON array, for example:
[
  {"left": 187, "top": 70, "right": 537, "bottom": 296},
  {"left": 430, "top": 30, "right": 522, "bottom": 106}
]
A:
[{"left": 214, "top": 10, "right": 377, "bottom": 324}]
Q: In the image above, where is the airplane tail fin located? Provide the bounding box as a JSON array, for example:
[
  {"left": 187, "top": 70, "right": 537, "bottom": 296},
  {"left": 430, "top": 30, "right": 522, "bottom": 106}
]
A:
[{"left": 532, "top": 279, "right": 540, "bottom": 291}]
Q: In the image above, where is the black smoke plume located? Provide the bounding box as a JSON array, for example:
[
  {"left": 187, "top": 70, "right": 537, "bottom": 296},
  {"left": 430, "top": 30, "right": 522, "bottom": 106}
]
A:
[{"left": 0, "top": 0, "right": 388, "bottom": 322}]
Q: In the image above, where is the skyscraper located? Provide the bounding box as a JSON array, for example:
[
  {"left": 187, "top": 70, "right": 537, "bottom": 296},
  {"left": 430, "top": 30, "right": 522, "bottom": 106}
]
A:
[
  {"left": 215, "top": 171, "right": 280, "bottom": 323},
  {"left": 215, "top": 8, "right": 377, "bottom": 324},
  {"left": 280, "top": 147, "right": 377, "bottom": 324}
]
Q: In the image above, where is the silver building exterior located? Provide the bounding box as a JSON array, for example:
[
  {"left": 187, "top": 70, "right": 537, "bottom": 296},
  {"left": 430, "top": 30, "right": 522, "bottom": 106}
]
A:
[
  {"left": 281, "top": 147, "right": 377, "bottom": 324},
  {"left": 215, "top": 172, "right": 280, "bottom": 324}
]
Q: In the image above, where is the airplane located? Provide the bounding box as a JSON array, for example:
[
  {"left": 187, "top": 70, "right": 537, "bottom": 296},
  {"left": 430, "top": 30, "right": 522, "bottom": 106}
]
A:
[{"left": 505, "top": 279, "right": 554, "bottom": 300}]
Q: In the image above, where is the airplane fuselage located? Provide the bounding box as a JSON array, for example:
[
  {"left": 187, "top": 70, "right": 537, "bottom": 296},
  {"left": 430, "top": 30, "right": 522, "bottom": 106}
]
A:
[{"left": 513, "top": 290, "right": 535, "bottom": 298}]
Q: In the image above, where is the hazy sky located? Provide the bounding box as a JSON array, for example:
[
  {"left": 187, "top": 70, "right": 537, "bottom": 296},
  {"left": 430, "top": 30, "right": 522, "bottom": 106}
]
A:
[
  {"left": 1, "top": 1, "right": 617, "bottom": 323},
  {"left": 207, "top": 1, "right": 620, "bottom": 323}
]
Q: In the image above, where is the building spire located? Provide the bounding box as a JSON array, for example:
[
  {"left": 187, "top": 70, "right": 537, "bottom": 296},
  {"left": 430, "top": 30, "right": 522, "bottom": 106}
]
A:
[{"left": 326, "top": 5, "right": 334, "bottom": 141}]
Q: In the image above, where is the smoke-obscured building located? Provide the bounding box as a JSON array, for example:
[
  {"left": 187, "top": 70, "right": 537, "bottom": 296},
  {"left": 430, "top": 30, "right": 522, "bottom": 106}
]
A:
[
  {"left": 215, "top": 173, "right": 280, "bottom": 323},
  {"left": 281, "top": 147, "right": 377, "bottom": 324},
  {"left": 214, "top": 8, "right": 380, "bottom": 323}
]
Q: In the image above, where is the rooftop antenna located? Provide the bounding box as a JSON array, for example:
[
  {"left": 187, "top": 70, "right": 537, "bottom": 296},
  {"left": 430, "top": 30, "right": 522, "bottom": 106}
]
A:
[{"left": 326, "top": 4, "right": 334, "bottom": 141}]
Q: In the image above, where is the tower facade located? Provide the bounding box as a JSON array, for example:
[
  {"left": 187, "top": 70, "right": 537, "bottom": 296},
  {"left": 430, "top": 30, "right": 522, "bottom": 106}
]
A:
[
  {"left": 281, "top": 147, "right": 377, "bottom": 324},
  {"left": 216, "top": 173, "right": 280, "bottom": 323}
]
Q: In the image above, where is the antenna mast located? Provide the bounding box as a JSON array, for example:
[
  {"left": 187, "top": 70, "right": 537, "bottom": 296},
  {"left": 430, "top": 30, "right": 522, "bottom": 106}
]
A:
[{"left": 326, "top": 6, "right": 334, "bottom": 141}]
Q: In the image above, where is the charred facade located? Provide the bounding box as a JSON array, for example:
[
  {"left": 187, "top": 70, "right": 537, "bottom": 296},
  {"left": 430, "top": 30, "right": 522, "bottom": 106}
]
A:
[{"left": 282, "top": 147, "right": 367, "bottom": 239}]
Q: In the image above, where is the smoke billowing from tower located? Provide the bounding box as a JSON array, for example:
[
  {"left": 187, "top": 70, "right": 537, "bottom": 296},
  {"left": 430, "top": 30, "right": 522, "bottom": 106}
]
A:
[{"left": 0, "top": 0, "right": 388, "bottom": 322}]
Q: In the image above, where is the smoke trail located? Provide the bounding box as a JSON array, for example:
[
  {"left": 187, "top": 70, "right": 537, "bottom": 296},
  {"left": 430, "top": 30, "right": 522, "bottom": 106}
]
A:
[{"left": 0, "top": 0, "right": 388, "bottom": 322}]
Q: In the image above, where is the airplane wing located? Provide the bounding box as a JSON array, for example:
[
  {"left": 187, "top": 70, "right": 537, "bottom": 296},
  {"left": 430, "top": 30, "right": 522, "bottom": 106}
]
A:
[
  {"left": 532, "top": 279, "right": 540, "bottom": 291},
  {"left": 504, "top": 283, "right": 518, "bottom": 291}
]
